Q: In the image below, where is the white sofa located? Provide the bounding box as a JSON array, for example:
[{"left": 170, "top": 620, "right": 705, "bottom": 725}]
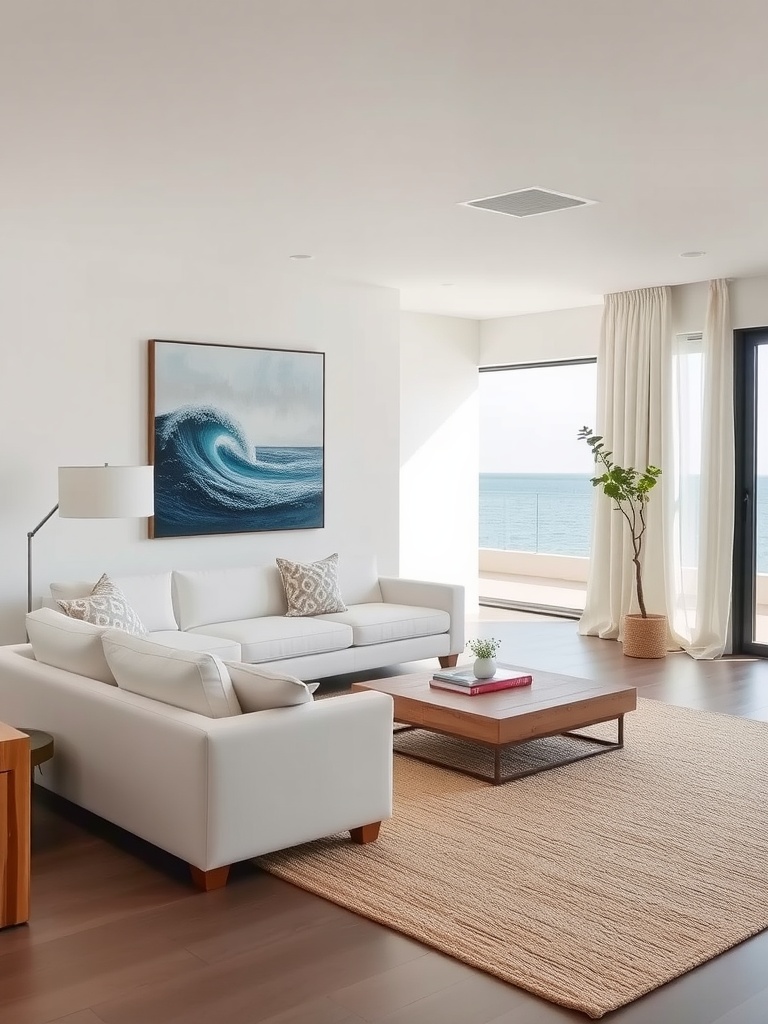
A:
[
  {"left": 48, "top": 558, "right": 465, "bottom": 679},
  {"left": 0, "top": 641, "right": 395, "bottom": 890}
]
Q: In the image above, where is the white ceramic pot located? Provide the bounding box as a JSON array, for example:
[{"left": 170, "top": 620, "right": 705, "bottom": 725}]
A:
[{"left": 473, "top": 657, "right": 496, "bottom": 679}]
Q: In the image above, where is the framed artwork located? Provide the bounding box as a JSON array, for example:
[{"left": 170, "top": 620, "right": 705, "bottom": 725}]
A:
[{"left": 148, "top": 339, "right": 325, "bottom": 538}]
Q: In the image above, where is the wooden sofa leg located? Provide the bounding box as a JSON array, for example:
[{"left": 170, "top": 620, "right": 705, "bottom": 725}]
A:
[
  {"left": 350, "top": 821, "right": 381, "bottom": 844},
  {"left": 438, "top": 654, "right": 458, "bottom": 668},
  {"left": 190, "top": 865, "right": 230, "bottom": 891}
]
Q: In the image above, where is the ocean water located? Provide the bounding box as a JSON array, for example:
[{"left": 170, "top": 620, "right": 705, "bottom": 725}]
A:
[
  {"left": 480, "top": 472, "right": 768, "bottom": 571},
  {"left": 480, "top": 474, "right": 593, "bottom": 557},
  {"left": 153, "top": 406, "right": 323, "bottom": 538}
]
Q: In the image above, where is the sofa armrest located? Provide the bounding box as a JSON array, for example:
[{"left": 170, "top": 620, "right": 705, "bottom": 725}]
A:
[
  {"left": 378, "top": 577, "right": 465, "bottom": 654},
  {"left": 203, "top": 690, "right": 394, "bottom": 869}
]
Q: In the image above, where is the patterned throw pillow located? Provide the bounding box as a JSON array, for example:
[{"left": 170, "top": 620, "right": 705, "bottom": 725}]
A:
[
  {"left": 275, "top": 553, "right": 348, "bottom": 617},
  {"left": 57, "top": 573, "right": 148, "bottom": 636}
]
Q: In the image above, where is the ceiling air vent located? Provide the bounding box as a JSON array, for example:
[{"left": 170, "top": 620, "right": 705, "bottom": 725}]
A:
[{"left": 461, "top": 187, "right": 597, "bottom": 218}]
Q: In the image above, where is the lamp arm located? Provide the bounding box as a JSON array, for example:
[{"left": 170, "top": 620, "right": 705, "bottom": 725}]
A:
[
  {"left": 27, "top": 503, "right": 59, "bottom": 614},
  {"left": 28, "top": 503, "right": 60, "bottom": 540}
]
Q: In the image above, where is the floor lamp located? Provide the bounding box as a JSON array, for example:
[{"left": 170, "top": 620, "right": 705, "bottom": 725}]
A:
[{"left": 27, "top": 465, "right": 155, "bottom": 613}]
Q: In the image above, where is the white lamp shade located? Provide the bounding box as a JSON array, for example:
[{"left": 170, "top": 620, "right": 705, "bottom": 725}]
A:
[{"left": 57, "top": 465, "right": 155, "bottom": 519}]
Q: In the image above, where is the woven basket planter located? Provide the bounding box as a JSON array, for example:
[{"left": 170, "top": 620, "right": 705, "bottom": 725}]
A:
[{"left": 622, "top": 613, "right": 668, "bottom": 659}]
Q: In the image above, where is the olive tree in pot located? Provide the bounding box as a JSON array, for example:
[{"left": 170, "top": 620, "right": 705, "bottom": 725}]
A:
[{"left": 578, "top": 427, "right": 667, "bottom": 658}]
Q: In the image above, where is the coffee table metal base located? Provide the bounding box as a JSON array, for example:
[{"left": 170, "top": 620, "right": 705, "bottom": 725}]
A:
[{"left": 394, "top": 714, "right": 625, "bottom": 785}]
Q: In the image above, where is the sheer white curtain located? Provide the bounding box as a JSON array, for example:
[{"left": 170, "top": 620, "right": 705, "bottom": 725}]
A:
[
  {"left": 664, "top": 279, "right": 733, "bottom": 658},
  {"left": 579, "top": 287, "right": 671, "bottom": 640}
]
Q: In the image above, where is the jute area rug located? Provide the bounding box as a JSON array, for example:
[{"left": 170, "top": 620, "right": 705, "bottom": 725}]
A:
[{"left": 257, "top": 698, "right": 768, "bottom": 1019}]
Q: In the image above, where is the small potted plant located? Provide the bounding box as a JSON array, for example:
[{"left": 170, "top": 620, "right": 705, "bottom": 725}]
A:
[
  {"left": 466, "top": 637, "right": 501, "bottom": 679},
  {"left": 578, "top": 426, "right": 666, "bottom": 658}
]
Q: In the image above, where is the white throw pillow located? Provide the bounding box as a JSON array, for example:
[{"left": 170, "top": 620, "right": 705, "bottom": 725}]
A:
[
  {"left": 102, "top": 630, "right": 241, "bottom": 718},
  {"left": 26, "top": 607, "right": 117, "bottom": 685},
  {"left": 57, "top": 573, "right": 148, "bottom": 636},
  {"left": 224, "top": 661, "right": 317, "bottom": 712},
  {"left": 275, "top": 553, "right": 347, "bottom": 617}
]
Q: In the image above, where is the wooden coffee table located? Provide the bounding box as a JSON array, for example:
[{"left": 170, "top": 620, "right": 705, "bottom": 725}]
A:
[{"left": 351, "top": 669, "right": 637, "bottom": 784}]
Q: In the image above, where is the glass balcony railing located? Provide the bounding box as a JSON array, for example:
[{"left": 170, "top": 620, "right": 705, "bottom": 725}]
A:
[{"left": 479, "top": 486, "right": 593, "bottom": 558}]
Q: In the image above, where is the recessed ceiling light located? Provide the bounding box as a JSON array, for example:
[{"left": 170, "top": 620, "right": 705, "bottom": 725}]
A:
[
  {"left": 679, "top": 251, "right": 706, "bottom": 258},
  {"left": 289, "top": 254, "right": 314, "bottom": 260}
]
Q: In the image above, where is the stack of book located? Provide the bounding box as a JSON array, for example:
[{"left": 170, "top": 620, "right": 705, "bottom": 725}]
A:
[{"left": 429, "top": 665, "right": 533, "bottom": 696}]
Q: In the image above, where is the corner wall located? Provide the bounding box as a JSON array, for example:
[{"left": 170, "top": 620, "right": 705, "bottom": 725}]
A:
[
  {"left": 0, "top": 244, "right": 400, "bottom": 643},
  {"left": 399, "top": 312, "right": 480, "bottom": 607},
  {"left": 479, "top": 304, "right": 603, "bottom": 365}
]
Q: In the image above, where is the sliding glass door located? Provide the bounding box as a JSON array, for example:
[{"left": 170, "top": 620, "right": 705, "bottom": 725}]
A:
[{"left": 734, "top": 329, "right": 768, "bottom": 653}]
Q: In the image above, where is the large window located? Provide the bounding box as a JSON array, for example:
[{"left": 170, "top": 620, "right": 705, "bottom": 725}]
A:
[{"left": 479, "top": 360, "right": 597, "bottom": 559}]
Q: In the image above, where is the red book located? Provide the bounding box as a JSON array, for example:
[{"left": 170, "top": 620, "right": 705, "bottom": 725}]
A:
[{"left": 429, "top": 675, "right": 532, "bottom": 696}]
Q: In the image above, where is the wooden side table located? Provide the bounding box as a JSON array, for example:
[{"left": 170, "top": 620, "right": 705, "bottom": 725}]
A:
[{"left": 0, "top": 722, "right": 30, "bottom": 928}]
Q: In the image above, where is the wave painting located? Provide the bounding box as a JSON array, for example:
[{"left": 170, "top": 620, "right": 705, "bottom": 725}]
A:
[{"left": 149, "top": 342, "right": 325, "bottom": 538}]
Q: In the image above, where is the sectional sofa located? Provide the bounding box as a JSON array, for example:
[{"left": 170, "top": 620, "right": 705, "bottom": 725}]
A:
[{"left": 0, "top": 556, "right": 464, "bottom": 888}]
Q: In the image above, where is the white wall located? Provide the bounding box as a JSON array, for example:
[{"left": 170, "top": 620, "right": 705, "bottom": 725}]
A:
[
  {"left": 399, "top": 312, "right": 480, "bottom": 607},
  {"left": 479, "top": 275, "right": 768, "bottom": 366},
  {"left": 672, "top": 273, "right": 768, "bottom": 333},
  {"left": 479, "top": 304, "right": 603, "bottom": 366},
  {"left": 0, "top": 242, "right": 400, "bottom": 643}
]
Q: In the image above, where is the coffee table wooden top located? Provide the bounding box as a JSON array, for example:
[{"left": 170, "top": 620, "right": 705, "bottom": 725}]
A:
[{"left": 351, "top": 668, "right": 637, "bottom": 746}]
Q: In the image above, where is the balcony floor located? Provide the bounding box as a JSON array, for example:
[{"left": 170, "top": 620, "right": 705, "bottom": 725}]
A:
[
  {"left": 480, "top": 570, "right": 586, "bottom": 615},
  {"left": 480, "top": 571, "right": 768, "bottom": 642}
]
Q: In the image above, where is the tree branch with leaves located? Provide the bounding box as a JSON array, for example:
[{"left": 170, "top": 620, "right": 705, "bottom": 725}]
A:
[{"left": 578, "top": 427, "right": 661, "bottom": 618}]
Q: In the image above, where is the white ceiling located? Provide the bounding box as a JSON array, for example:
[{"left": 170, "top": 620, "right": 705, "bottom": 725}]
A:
[{"left": 3, "top": 1, "right": 768, "bottom": 319}]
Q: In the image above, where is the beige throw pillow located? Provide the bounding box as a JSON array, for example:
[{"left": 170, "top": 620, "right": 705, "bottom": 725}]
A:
[
  {"left": 275, "top": 553, "right": 347, "bottom": 617},
  {"left": 26, "top": 607, "right": 117, "bottom": 685},
  {"left": 102, "top": 630, "right": 242, "bottom": 718},
  {"left": 224, "top": 662, "right": 317, "bottom": 712},
  {"left": 57, "top": 573, "right": 148, "bottom": 636}
]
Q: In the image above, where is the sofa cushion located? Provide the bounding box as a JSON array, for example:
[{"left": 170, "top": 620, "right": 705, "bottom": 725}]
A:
[
  {"left": 147, "top": 631, "right": 242, "bottom": 660},
  {"left": 276, "top": 553, "right": 347, "bottom": 617},
  {"left": 51, "top": 572, "right": 177, "bottom": 632},
  {"left": 26, "top": 607, "right": 117, "bottom": 685},
  {"left": 57, "top": 574, "right": 148, "bottom": 636},
  {"left": 187, "top": 616, "right": 353, "bottom": 663},
  {"left": 173, "top": 566, "right": 286, "bottom": 631},
  {"left": 224, "top": 662, "right": 317, "bottom": 712},
  {"left": 318, "top": 603, "right": 450, "bottom": 647},
  {"left": 102, "top": 630, "right": 242, "bottom": 718}
]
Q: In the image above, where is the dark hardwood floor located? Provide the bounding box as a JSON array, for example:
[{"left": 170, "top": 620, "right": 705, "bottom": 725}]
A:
[{"left": 3, "top": 619, "right": 768, "bottom": 1024}]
